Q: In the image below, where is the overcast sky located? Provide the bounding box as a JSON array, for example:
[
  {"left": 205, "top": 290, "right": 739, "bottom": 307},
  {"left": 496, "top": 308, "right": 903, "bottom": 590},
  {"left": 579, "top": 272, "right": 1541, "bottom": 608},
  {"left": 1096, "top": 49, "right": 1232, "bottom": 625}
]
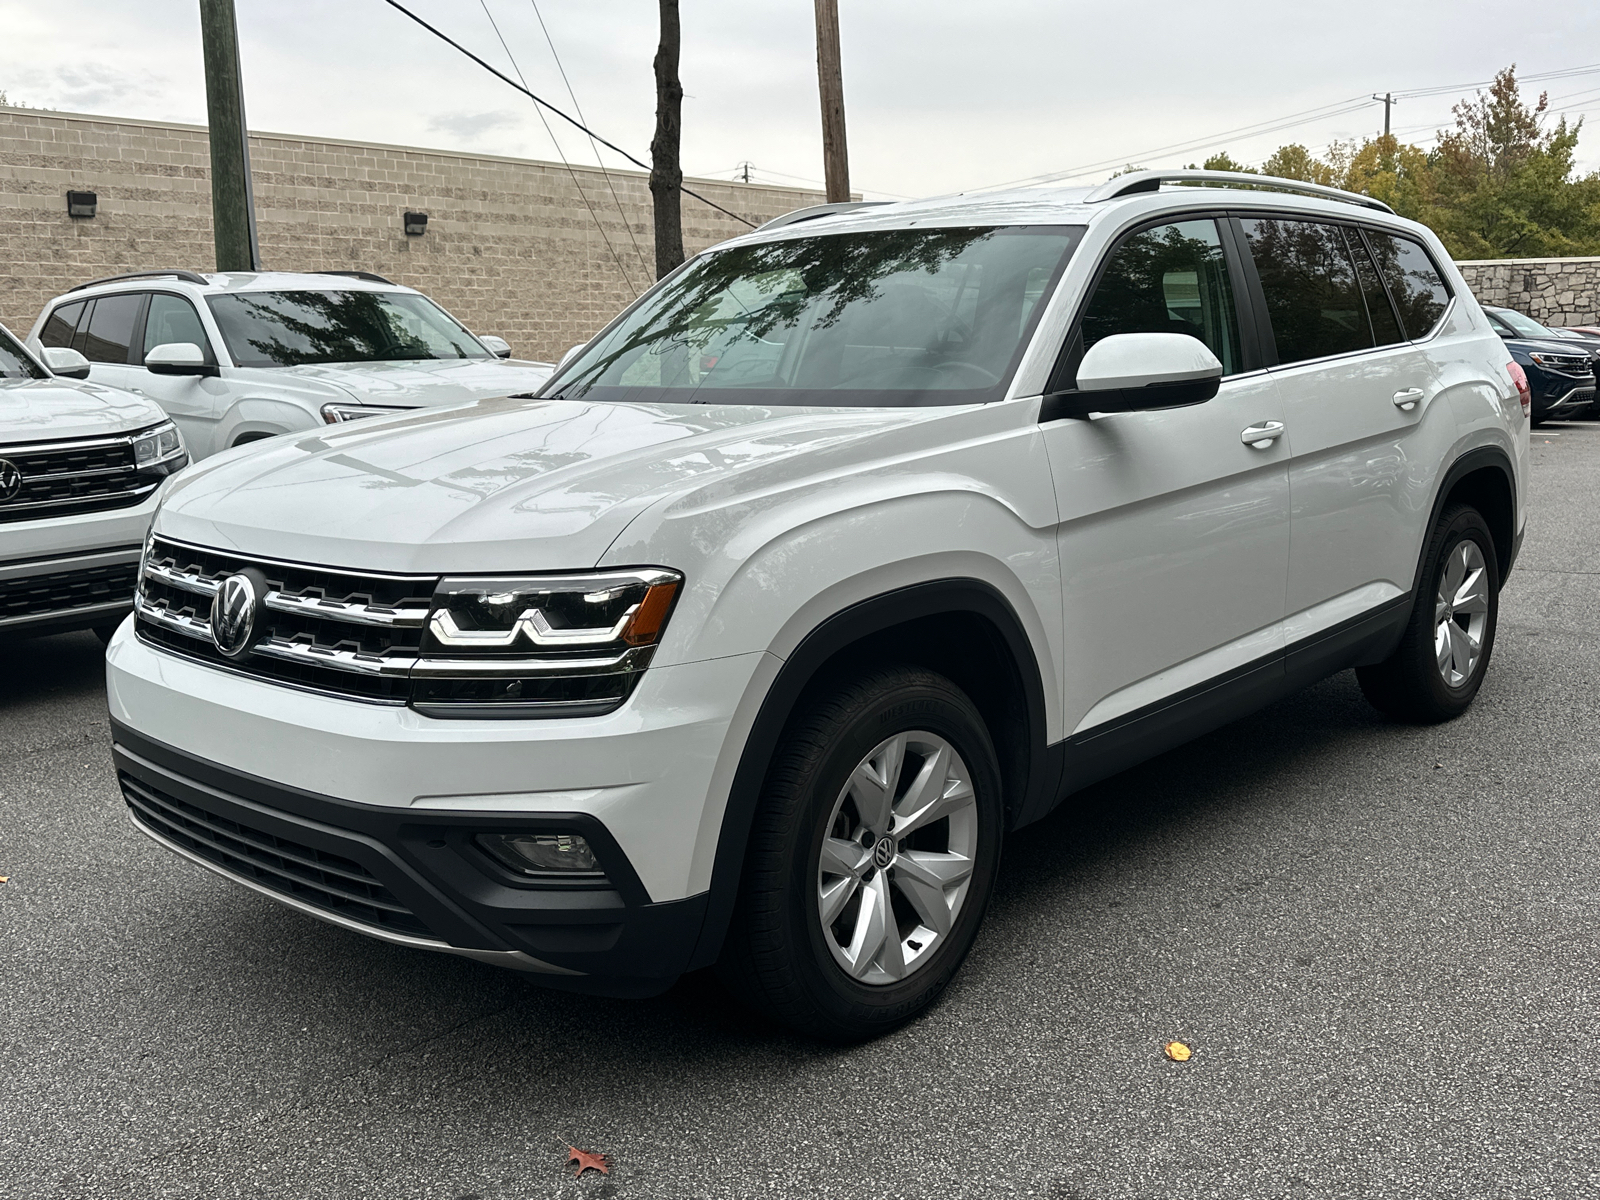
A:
[{"left": 4, "top": 0, "right": 1599, "bottom": 200}]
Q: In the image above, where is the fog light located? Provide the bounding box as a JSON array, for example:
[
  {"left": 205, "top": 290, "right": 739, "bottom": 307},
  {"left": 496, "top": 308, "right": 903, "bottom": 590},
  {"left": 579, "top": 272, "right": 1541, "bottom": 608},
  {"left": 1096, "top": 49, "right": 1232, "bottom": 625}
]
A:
[{"left": 477, "top": 832, "right": 604, "bottom": 877}]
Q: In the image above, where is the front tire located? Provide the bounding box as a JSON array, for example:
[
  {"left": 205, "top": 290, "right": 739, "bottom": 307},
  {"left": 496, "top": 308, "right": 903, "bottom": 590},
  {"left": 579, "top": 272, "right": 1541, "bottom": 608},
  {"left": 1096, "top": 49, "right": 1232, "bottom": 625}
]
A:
[
  {"left": 1357, "top": 502, "right": 1499, "bottom": 722},
  {"left": 720, "top": 666, "right": 1004, "bottom": 1041}
]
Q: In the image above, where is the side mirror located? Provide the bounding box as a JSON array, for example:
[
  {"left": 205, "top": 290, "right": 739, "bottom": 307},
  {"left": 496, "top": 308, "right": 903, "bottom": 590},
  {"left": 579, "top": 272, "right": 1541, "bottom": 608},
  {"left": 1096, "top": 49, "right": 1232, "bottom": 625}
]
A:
[
  {"left": 146, "top": 342, "right": 216, "bottom": 377},
  {"left": 557, "top": 343, "right": 586, "bottom": 369},
  {"left": 1043, "top": 332, "right": 1223, "bottom": 419},
  {"left": 480, "top": 335, "right": 513, "bottom": 359},
  {"left": 40, "top": 346, "right": 91, "bottom": 380}
]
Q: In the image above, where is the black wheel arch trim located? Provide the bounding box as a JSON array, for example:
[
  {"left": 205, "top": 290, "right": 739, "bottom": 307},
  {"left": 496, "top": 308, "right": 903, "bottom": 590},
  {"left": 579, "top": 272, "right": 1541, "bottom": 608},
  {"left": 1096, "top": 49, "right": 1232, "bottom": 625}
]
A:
[
  {"left": 1418, "top": 444, "right": 1520, "bottom": 590},
  {"left": 686, "top": 577, "right": 1055, "bottom": 971}
]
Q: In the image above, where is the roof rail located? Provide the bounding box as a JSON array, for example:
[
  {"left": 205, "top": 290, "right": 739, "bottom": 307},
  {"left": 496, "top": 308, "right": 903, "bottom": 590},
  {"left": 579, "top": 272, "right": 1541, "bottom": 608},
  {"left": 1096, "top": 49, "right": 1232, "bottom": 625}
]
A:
[
  {"left": 1082, "top": 169, "right": 1395, "bottom": 214},
  {"left": 755, "top": 200, "right": 892, "bottom": 232},
  {"left": 314, "top": 270, "right": 397, "bottom": 285},
  {"left": 66, "top": 269, "right": 212, "bottom": 292}
]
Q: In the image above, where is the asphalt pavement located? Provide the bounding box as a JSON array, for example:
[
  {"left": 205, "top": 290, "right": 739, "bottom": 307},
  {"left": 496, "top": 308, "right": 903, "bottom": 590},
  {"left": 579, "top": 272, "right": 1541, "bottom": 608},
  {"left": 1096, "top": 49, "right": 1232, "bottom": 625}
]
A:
[{"left": 4, "top": 424, "right": 1598, "bottom": 1199}]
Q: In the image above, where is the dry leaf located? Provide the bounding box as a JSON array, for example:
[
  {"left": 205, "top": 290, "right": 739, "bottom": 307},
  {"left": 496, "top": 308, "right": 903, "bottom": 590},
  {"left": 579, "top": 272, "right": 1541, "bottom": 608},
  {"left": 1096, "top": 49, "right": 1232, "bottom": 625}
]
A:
[
  {"left": 1164, "top": 1040, "right": 1192, "bottom": 1062},
  {"left": 567, "top": 1146, "right": 610, "bottom": 1178},
  {"left": 0, "top": 875, "right": 8, "bottom": 883}
]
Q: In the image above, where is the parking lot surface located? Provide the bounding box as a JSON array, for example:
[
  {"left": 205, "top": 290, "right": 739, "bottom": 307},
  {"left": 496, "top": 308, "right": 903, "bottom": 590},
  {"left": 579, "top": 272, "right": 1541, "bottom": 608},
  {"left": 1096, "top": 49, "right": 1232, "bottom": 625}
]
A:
[{"left": 4, "top": 424, "right": 1598, "bottom": 1200}]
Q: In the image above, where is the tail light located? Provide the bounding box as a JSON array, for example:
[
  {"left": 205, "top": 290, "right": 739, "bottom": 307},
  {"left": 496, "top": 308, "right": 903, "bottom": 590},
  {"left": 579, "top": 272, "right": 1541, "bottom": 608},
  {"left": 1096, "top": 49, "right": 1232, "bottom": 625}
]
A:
[{"left": 1507, "top": 361, "right": 1531, "bottom": 417}]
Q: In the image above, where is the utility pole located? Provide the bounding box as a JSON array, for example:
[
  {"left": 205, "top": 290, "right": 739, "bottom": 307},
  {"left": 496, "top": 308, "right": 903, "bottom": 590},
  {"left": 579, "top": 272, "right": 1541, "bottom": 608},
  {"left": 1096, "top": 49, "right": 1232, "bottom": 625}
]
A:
[
  {"left": 1372, "top": 91, "right": 1395, "bottom": 138},
  {"left": 649, "top": 0, "right": 684, "bottom": 280},
  {"left": 199, "top": 0, "right": 260, "bottom": 271},
  {"left": 813, "top": 0, "right": 850, "bottom": 203}
]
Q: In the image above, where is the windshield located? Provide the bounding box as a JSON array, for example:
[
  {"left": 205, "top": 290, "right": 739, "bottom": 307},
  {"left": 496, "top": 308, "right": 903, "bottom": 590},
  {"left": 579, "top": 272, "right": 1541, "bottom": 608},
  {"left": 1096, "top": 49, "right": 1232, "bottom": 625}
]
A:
[
  {"left": 1493, "top": 308, "right": 1556, "bottom": 338},
  {"left": 547, "top": 225, "right": 1082, "bottom": 407},
  {"left": 0, "top": 327, "right": 45, "bottom": 380},
  {"left": 206, "top": 290, "right": 490, "bottom": 367}
]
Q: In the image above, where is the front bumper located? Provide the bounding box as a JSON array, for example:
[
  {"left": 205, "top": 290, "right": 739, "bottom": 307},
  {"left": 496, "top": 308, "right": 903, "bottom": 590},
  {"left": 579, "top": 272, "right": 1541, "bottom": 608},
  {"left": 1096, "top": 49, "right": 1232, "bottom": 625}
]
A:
[
  {"left": 0, "top": 489, "right": 162, "bottom": 636},
  {"left": 106, "top": 628, "right": 771, "bottom": 991},
  {"left": 1535, "top": 382, "right": 1596, "bottom": 418}
]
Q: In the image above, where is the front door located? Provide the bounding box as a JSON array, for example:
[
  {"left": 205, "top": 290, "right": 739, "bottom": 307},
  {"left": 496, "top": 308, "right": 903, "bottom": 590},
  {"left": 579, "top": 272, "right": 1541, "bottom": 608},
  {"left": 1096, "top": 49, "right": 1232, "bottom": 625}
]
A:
[
  {"left": 132, "top": 292, "right": 231, "bottom": 457},
  {"left": 1040, "top": 216, "right": 1291, "bottom": 753}
]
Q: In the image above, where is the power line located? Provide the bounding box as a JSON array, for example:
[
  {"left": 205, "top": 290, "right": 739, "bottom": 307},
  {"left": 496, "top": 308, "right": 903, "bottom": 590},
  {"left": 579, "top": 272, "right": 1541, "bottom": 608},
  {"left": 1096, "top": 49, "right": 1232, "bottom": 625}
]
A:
[
  {"left": 476, "top": 0, "right": 639, "bottom": 296},
  {"left": 527, "top": 0, "right": 653, "bottom": 281},
  {"left": 381, "top": 0, "right": 756, "bottom": 228}
]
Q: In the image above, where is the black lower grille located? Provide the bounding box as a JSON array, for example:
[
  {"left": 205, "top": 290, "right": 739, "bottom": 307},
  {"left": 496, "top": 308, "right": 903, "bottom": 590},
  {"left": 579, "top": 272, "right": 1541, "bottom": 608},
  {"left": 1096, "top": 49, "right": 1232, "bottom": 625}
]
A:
[
  {"left": 121, "top": 771, "right": 431, "bottom": 938},
  {"left": 0, "top": 560, "right": 138, "bottom": 623}
]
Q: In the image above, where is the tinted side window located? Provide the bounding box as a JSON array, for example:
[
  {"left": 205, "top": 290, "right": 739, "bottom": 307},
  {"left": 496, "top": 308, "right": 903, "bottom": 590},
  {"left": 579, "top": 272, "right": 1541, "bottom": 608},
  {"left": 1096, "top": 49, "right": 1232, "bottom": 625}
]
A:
[
  {"left": 142, "top": 294, "right": 212, "bottom": 363},
  {"left": 1347, "top": 230, "right": 1405, "bottom": 346},
  {"left": 1242, "top": 218, "right": 1372, "bottom": 365},
  {"left": 80, "top": 293, "right": 143, "bottom": 363},
  {"left": 1079, "top": 218, "right": 1242, "bottom": 375},
  {"left": 39, "top": 300, "right": 86, "bottom": 349},
  {"left": 1365, "top": 230, "right": 1451, "bottom": 338}
]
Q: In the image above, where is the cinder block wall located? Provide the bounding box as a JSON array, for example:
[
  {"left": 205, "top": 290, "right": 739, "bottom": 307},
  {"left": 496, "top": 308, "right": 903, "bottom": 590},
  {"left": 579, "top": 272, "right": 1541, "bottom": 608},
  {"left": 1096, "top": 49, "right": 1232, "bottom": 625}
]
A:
[
  {"left": 1455, "top": 257, "right": 1600, "bottom": 327},
  {"left": 0, "top": 107, "right": 822, "bottom": 361}
]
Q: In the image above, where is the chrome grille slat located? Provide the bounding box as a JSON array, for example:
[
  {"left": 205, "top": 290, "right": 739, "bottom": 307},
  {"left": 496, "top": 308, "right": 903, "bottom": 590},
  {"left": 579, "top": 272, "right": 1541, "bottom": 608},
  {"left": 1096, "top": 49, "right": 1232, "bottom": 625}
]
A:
[
  {"left": 262, "top": 591, "right": 430, "bottom": 628},
  {"left": 0, "top": 428, "right": 158, "bottom": 524}
]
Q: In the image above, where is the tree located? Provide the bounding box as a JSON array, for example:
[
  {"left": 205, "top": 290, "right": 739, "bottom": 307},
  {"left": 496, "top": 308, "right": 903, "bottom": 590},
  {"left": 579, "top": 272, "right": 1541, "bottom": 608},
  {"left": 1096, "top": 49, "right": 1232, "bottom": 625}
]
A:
[{"left": 649, "top": 0, "right": 684, "bottom": 280}]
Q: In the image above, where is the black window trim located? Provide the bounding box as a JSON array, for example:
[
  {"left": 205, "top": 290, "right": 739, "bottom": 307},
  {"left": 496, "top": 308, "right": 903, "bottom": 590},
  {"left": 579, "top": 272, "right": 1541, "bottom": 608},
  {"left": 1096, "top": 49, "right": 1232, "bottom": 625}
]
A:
[
  {"left": 1228, "top": 209, "right": 1458, "bottom": 372},
  {"left": 1043, "top": 208, "right": 1268, "bottom": 398},
  {"left": 132, "top": 289, "right": 220, "bottom": 368}
]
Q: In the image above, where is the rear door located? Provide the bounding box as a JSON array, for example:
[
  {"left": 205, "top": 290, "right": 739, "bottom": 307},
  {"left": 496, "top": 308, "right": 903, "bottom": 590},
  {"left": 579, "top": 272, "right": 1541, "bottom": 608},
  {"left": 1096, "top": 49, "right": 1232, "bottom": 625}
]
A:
[
  {"left": 1039, "top": 214, "right": 1290, "bottom": 750},
  {"left": 73, "top": 292, "right": 147, "bottom": 394},
  {"left": 1238, "top": 216, "right": 1455, "bottom": 656}
]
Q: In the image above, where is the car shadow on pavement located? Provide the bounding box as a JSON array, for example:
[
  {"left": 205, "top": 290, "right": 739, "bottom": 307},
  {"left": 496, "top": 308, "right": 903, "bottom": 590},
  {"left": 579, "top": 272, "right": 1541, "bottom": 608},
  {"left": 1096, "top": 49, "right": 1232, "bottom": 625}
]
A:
[{"left": 0, "top": 629, "right": 108, "bottom": 714}]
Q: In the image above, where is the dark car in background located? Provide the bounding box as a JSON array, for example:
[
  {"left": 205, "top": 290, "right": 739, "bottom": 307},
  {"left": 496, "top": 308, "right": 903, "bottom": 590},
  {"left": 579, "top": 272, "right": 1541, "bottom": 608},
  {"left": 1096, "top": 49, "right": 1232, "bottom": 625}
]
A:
[{"left": 1483, "top": 306, "right": 1597, "bottom": 423}]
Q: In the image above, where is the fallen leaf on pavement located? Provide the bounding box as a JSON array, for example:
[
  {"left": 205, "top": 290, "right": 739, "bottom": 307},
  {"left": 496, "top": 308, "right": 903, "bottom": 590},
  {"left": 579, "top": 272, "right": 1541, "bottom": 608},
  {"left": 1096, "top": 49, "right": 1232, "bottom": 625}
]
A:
[
  {"left": 567, "top": 1146, "right": 610, "bottom": 1177},
  {"left": 1164, "top": 1041, "right": 1192, "bottom": 1062}
]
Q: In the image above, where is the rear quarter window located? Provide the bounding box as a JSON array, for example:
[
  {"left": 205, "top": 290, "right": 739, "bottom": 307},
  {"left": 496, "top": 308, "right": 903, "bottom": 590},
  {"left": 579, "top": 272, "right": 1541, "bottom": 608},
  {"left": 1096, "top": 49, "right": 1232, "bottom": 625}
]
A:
[
  {"left": 1363, "top": 230, "right": 1452, "bottom": 339},
  {"left": 39, "top": 300, "right": 86, "bottom": 349}
]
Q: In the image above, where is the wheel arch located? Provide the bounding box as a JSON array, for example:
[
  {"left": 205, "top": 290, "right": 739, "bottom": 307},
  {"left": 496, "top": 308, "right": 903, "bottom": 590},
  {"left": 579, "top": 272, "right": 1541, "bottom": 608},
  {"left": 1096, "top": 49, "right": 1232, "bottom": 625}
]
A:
[
  {"left": 1426, "top": 445, "right": 1519, "bottom": 589},
  {"left": 685, "top": 578, "right": 1055, "bottom": 971}
]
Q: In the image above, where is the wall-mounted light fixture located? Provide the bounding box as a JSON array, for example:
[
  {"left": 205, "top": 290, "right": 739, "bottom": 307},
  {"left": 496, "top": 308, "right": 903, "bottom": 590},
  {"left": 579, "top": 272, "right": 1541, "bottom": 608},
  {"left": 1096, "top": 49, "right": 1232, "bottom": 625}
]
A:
[
  {"left": 403, "top": 211, "right": 428, "bottom": 236},
  {"left": 66, "top": 190, "right": 97, "bottom": 218}
]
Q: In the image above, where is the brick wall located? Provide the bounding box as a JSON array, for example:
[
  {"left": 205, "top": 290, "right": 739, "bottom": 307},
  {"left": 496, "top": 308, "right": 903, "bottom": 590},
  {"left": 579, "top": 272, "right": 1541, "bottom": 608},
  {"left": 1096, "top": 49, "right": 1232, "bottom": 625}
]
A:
[
  {"left": 1455, "top": 257, "right": 1600, "bottom": 327},
  {"left": 0, "top": 106, "right": 822, "bottom": 361}
]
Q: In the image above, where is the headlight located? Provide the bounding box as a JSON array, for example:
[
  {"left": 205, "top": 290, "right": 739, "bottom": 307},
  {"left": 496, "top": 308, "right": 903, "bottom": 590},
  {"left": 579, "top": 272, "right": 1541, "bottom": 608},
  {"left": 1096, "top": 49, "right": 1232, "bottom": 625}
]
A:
[
  {"left": 320, "top": 403, "right": 415, "bottom": 424},
  {"left": 132, "top": 421, "right": 187, "bottom": 475},
  {"left": 412, "top": 568, "right": 683, "bottom": 718}
]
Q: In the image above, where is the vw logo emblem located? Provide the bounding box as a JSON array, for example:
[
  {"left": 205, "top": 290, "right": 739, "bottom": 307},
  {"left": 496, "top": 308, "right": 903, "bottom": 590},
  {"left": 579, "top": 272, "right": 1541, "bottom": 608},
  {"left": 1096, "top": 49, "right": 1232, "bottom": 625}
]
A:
[
  {"left": 210, "top": 570, "right": 265, "bottom": 658},
  {"left": 0, "top": 459, "right": 21, "bottom": 502},
  {"left": 873, "top": 836, "right": 896, "bottom": 870}
]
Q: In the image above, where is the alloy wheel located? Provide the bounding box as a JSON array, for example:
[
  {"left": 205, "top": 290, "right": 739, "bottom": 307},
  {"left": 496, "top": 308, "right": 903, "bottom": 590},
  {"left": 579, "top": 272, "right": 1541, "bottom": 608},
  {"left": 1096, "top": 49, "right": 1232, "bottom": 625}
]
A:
[
  {"left": 1435, "top": 538, "right": 1490, "bottom": 687},
  {"left": 815, "top": 730, "right": 978, "bottom": 985}
]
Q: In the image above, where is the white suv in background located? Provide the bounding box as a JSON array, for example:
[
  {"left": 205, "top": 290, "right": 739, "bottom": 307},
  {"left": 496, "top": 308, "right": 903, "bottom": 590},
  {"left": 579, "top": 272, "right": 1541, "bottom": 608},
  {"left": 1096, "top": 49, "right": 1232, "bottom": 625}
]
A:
[
  {"left": 27, "top": 270, "right": 553, "bottom": 459},
  {"left": 0, "top": 323, "right": 185, "bottom": 642},
  {"left": 107, "top": 171, "right": 1528, "bottom": 1040}
]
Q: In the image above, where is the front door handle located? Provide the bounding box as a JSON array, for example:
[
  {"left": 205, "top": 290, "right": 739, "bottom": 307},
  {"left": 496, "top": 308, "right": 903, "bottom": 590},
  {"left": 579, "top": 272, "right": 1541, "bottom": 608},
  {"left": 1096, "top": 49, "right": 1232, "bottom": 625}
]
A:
[
  {"left": 1393, "top": 387, "right": 1425, "bottom": 410},
  {"left": 1241, "top": 421, "right": 1285, "bottom": 448}
]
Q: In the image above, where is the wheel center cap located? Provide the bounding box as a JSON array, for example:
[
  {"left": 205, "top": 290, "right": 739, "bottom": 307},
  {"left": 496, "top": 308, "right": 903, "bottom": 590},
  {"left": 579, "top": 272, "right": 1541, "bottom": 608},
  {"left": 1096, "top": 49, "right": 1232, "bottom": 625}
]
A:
[{"left": 872, "top": 836, "right": 896, "bottom": 870}]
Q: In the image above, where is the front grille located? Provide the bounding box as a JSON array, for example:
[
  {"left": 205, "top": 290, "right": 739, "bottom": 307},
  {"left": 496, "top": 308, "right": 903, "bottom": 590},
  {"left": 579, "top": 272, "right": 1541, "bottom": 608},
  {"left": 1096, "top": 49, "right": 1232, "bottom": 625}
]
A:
[
  {"left": 0, "top": 560, "right": 137, "bottom": 623},
  {"left": 135, "top": 537, "right": 437, "bottom": 702},
  {"left": 0, "top": 432, "right": 157, "bottom": 523},
  {"left": 120, "top": 770, "right": 431, "bottom": 938}
]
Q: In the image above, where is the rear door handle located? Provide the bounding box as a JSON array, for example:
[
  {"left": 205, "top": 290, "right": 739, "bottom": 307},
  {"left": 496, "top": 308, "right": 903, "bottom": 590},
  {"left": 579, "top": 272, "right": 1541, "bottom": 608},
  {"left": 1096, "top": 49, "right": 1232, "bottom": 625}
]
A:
[
  {"left": 1241, "top": 421, "right": 1285, "bottom": 448},
  {"left": 1393, "top": 387, "right": 1424, "bottom": 410}
]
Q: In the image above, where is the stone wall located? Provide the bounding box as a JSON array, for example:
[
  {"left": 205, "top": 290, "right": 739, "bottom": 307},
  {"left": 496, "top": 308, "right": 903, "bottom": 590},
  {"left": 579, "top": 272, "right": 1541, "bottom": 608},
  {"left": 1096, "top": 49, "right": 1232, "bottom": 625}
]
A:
[
  {"left": 0, "top": 106, "right": 822, "bottom": 361},
  {"left": 1454, "top": 256, "right": 1600, "bottom": 327}
]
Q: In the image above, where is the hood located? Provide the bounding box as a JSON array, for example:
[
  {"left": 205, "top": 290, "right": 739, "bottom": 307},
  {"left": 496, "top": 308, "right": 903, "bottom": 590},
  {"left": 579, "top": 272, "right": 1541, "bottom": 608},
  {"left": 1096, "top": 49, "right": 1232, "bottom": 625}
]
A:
[
  {"left": 1506, "top": 336, "right": 1600, "bottom": 363},
  {"left": 0, "top": 377, "right": 168, "bottom": 444},
  {"left": 266, "top": 357, "right": 554, "bottom": 409},
  {"left": 154, "top": 396, "right": 929, "bottom": 573}
]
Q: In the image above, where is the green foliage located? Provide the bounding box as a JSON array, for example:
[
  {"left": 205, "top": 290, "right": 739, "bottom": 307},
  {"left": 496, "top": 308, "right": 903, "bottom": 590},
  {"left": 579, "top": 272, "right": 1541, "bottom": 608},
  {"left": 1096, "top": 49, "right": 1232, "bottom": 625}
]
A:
[{"left": 1186, "top": 66, "right": 1600, "bottom": 259}]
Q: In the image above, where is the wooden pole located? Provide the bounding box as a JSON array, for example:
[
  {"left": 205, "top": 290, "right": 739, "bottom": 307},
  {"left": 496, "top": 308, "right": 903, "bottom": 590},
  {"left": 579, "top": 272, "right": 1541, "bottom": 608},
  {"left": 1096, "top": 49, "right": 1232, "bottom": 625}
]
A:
[
  {"left": 813, "top": 0, "right": 850, "bottom": 203},
  {"left": 199, "top": 0, "right": 260, "bottom": 271},
  {"left": 649, "top": 0, "right": 685, "bottom": 280}
]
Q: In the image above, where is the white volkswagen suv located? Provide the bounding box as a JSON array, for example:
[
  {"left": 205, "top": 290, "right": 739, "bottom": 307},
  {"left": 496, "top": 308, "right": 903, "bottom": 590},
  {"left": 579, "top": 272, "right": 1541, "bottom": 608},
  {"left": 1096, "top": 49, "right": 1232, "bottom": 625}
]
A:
[
  {"left": 1, "top": 323, "right": 185, "bottom": 641},
  {"left": 27, "top": 270, "right": 553, "bottom": 459},
  {"left": 106, "top": 172, "right": 1528, "bottom": 1040}
]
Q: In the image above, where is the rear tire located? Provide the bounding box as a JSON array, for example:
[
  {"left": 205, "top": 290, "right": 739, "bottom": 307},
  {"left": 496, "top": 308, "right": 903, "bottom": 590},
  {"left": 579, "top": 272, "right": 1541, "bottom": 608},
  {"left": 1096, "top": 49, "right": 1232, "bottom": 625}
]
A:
[
  {"left": 719, "top": 665, "right": 1004, "bottom": 1042},
  {"left": 1357, "top": 503, "right": 1499, "bottom": 723}
]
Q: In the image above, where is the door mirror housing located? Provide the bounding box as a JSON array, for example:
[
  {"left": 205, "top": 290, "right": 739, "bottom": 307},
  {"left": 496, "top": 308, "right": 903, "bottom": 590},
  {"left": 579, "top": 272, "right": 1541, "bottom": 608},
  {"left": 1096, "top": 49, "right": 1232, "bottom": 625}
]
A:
[
  {"left": 146, "top": 342, "right": 217, "bottom": 377},
  {"left": 1042, "top": 332, "right": 1224, "bottom": 420},
  {"left": 558, "top": 343, "right": 586, "bottom": 369},
  {"left": 40, "top": 346, "right": 92, "bottom": 379},
  {"left": 480, "top": 335, "right": 513, "bottom": 359}
]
